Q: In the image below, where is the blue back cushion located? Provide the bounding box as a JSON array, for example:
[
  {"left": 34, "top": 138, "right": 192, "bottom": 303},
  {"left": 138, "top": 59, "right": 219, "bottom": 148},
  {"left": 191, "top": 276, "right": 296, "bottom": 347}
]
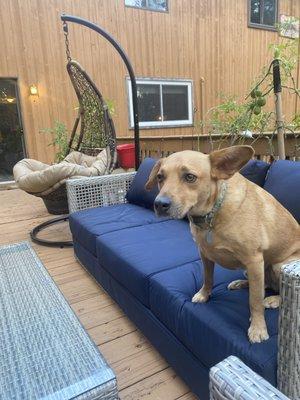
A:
[
  {"left": 126, "top": 157, "right": 271, "bottom": 209},
  {"left": 263, "top": 160, "right": 300, "bottom": 223},
  {"left": 126, "top": 158, "right": 158, "bottom": 209},
  {"left": 240, "top": 159, "right": 270, "bottom": 187}
]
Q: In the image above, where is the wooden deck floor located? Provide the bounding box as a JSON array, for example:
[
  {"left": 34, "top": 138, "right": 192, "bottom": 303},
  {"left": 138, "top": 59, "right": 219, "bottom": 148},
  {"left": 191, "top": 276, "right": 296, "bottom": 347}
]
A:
[{"left": 0, "top": 188, "right": 197, "bottom": 400}]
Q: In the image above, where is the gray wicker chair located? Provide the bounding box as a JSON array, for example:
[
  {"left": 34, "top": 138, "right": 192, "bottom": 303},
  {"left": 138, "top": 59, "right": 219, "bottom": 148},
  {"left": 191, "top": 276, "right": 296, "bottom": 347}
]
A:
[
  {"left": 209, "top": 356, "right": 290, "bottom": 399},
  {"left": 66, "top": 173, "right": 300, "bottom": 400}
]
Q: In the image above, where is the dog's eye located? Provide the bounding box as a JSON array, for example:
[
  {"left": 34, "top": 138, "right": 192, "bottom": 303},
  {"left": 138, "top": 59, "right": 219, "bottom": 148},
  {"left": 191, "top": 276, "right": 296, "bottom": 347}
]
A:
[
  {"left": 184, "top": 173, "right": 197, "bottom": 183},
  {"left": 157, "top": 173, "right": 164, "bottom": 183}
]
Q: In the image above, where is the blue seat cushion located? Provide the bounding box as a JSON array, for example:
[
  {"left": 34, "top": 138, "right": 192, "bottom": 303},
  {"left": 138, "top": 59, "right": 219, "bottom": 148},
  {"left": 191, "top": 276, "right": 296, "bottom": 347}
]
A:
[
  {"left": 95, "top": 219, "right": 199, "bottom": 306},
  {"left": 69, "top": 203, "right": 169, "bottom": 256},
  {"left": 263, "top": 160, "right": 300, "bottom": 223},
  {"left": 126, "top": 158, "right": 158, "bottom": 209},
  {"left": 149, "top": 262, "right": 278, "bottom": 385},
  {"left": 240, "top": 159, "right": 270, "bottom": 187}
]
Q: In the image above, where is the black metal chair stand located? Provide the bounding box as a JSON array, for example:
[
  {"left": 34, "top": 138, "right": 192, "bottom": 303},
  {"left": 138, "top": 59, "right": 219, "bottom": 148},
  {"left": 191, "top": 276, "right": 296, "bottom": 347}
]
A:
[{"left": 30, "top": 216, "right": 73, "bottom": 248}]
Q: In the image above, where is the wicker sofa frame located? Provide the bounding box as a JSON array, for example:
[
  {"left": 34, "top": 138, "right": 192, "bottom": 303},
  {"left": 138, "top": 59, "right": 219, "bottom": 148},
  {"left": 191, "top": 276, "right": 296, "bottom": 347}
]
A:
[{"left": 67, "top": 173, "right": 300, "bottom": 400}]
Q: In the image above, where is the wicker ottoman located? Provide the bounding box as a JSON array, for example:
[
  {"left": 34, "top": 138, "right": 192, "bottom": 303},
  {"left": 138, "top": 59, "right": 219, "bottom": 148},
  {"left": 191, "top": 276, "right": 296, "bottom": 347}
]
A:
[{"left": 0, "top": 242, "right": 118, "bottom": 400}]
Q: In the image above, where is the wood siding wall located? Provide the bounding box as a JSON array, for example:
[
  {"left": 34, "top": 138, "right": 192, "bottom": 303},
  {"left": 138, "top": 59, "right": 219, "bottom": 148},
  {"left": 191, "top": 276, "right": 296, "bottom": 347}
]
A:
[{"left": 1, "top": 0, "right": 300, "bottom": 163}]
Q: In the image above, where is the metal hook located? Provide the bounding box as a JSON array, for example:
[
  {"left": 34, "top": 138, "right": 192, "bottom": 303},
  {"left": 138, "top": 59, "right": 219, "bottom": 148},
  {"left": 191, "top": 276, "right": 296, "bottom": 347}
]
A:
[{"left": 63, "top": 20, "right": 68, "bottom": 34}]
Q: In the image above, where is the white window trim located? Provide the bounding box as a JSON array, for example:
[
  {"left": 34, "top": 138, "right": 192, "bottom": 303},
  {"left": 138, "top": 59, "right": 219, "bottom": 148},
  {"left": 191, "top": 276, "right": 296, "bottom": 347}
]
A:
[{"left": 126, "top": 78, "right": 193, "bottom": 129}]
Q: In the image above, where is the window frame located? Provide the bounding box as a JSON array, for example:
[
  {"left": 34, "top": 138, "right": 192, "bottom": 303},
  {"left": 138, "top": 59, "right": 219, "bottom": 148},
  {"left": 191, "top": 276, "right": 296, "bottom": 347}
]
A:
[
  {"left": 124, "top": 0, "right": 168, "bottom": 13},
  {"left": 126, "top": 77, "right": 194, "bottom": 129},
  {"left": 248, "top": 0, "right": 279, "bottom": 31}
]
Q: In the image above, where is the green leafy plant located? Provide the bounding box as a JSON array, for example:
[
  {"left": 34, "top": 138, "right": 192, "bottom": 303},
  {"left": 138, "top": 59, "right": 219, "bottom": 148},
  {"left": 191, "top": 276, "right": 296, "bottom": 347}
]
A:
[
  {"left": 199, "top": 20, "right": 300, "bottom": 156},
  {"left": 74, "top": 98, "right": 116, "bottom": 152},
  {"left": 41, "top": 98, "right": 116, "bottom": 161},
  {"left": 105, "top": 99, "right": 116, "bottom": 116},
  {"left": 41, "top": 121, "right": 69, "bottom": 163}
]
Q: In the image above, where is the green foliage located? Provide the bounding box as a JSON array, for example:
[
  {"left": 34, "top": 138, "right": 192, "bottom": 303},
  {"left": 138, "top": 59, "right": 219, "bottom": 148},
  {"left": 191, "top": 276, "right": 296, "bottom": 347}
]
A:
[
  {"left": 203, "top": 94, "right": 273, "bottom": 139},
  {"left": 289, "top": 114, "right": 300, "bottom": 131},
  {"left": 270, "top": 41, "right": 298, "bottom": 79},
  {"left": 75, "top": 98, "right": 116, "bottom": 151},
  {"left": 41, "top": 99, "right": 116, "bottom": 161},
  {"left": 41, "top": 121, "right": 69, "bottom": 163},
  {"left": 200, "top": 20, "right": 300, "bottom": 154},
  {"left": 105, "top": 98, "right": 116, "bottom": 116}
]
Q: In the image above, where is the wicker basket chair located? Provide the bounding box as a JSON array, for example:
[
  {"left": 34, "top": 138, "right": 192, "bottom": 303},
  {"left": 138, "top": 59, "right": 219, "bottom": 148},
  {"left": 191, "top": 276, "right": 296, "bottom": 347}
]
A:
[
  {"left": 13, "top": 60, "right": 117, "bottom": 247},
  {"left": 14, "top": 60, "right": 117, "bottom": 216},
  {"left": 66, "top": 59, "right": 117, "bottom": 168}
]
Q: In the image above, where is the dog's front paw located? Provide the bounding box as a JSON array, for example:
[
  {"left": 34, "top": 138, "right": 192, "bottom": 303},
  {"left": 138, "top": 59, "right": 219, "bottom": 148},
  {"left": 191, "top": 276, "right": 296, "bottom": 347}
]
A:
[
  {"left": 192, "top": 289, "right": 210, "bottom": 303},
  {"left": 248, "top": 322, "right": 269, "bottom": 343}
]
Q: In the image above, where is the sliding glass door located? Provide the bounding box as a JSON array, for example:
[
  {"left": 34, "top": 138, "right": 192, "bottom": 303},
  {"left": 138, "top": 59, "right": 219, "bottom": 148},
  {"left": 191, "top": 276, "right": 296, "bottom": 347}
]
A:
[{"left": 0, "top": 78, "right": 26, "bottom": 182}]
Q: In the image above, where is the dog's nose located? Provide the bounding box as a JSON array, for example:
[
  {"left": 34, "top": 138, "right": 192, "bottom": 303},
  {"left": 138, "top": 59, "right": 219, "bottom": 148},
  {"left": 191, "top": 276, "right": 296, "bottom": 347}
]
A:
[{"left": 154, "top": 196, "right": 171, "bottom": 214}]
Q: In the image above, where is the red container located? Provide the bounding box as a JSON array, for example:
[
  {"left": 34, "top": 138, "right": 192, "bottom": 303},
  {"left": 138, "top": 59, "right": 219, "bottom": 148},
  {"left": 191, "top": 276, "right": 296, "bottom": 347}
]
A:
[{"left": 117, "top": 144, "right": 135, "bottom": 169}]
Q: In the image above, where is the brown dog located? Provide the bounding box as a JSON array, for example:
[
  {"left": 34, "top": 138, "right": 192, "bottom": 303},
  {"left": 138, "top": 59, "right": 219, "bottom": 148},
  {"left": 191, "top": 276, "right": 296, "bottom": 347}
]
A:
[{"left": 145, "top": 146, "right": 300, "bottom": 343}]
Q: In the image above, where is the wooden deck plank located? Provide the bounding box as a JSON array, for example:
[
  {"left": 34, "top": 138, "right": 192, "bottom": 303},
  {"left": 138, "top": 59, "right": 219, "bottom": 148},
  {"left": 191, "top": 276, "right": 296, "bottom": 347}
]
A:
[
  {"left": 88, "top": 316, "right": 136, "bottom": 345},
  {"left": 119, "top": 368, "right": 190, "bottom": 400},
  {"left": 58, "top": 276, "right": 101, "bottom": 304},
  {"left": 71, "top": 293, "right": 114, "bottom": 316},
  {"left": 78, "top": 304, "right": 124, "bottom": 330},
  {"left": 47, "top": 260, "right": 83, "bottom": 276},
  {"left": 0, "top": 189, "right": 48, "bottom": 225},
  {"left": 113, "top": 347, "right": 168, "bottom": 390},
  {"left": 176, "top": 393, "right": 198, "bottom": 400},
  {"left": 0, "top": 189, "right": 198, "bottom": 399},
  {"left": 100, "top": 331, "right": 151, "bottom": 365},
  {"left": 51, "top": 268, "right": 88, "bottom": 285}
]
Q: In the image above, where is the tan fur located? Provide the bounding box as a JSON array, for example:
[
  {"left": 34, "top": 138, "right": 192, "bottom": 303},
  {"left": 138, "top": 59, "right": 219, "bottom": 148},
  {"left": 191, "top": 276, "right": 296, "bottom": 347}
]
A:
[{"left": 146, "top": 147, "right": 300, "bottom": 343}]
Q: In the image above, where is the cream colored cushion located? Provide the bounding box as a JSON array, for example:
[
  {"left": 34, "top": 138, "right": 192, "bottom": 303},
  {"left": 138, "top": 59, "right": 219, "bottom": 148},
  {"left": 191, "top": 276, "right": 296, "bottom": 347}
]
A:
[{"left": 13, "top": 148, "right": 110, "bottom": 196}]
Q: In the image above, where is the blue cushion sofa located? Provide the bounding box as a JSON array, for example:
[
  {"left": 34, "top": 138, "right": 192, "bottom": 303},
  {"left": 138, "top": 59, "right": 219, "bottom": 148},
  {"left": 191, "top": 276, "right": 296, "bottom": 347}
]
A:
[{"left": 66, "top": 158, "right": 300, "bottom": 399}]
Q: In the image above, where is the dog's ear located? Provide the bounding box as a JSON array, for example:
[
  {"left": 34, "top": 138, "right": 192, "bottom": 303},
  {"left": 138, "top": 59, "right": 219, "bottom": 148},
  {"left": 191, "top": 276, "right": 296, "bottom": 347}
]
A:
[
  {"left": 210, "top": 145, "right": 254, "bottom": 180},
  {"left": 145, "top": 159, "right": 163, "bottom": 191}
]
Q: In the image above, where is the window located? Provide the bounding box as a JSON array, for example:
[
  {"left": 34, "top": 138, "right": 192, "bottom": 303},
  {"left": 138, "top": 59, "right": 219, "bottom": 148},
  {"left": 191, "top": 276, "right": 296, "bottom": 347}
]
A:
[
  {"left": 248, "top": 0, "right": 278, "bottom": 30},
  {"left": 125, "top": 0, "right": 168, "bottom": 12},
  {"left": 127, "top": 79, "right": 193, "bottom": 128}
]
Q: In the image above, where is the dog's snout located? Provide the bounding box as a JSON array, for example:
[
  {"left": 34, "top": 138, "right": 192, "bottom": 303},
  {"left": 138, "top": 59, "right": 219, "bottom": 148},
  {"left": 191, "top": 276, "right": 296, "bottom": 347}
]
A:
[{"left": 154, "top": 196, "right": 171, "bottom": 214}]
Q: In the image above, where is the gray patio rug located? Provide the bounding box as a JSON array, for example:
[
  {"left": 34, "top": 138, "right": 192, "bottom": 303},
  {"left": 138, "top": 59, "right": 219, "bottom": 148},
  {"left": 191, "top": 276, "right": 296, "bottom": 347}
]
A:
[{"left": 0, "top": 241, "right": 118, "bottom": 400}]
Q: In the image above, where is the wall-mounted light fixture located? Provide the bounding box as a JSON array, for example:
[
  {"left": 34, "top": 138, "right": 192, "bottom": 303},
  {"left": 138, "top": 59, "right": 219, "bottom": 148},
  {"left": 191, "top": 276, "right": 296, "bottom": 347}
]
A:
[{"left": 29, "top": 84, "right": 39, "bottom": 96}]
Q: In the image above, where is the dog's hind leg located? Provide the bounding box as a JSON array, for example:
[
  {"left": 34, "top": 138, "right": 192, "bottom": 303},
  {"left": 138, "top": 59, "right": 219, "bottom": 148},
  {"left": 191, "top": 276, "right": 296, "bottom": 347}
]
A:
[
  {"left": 265, "top": 263, "right": 280, "bottom": 292},
  {"left": 227, "top": 279, "right": 249, "bottom": 290},
  {"left": 263, "top": 295, "right": 280, "bottom": 308}
]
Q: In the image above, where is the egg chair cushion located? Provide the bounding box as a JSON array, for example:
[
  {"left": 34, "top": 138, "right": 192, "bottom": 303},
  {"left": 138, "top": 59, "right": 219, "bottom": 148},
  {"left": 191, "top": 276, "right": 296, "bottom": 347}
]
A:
[{"left": 13, "top": 148, "right": 110, "bottom": 197}]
